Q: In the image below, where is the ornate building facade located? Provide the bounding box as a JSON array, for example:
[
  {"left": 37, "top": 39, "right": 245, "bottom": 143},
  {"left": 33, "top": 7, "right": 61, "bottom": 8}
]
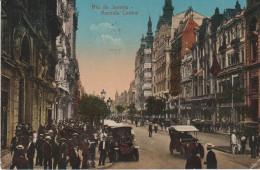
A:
[
  {"left": 135, "top": 17, "right": 154, "bottom": 110},
  {"left": 216, "top": 3, "right": 246, "bottom": 124},
  {"left": 1, "top": 0, "right": 61, "bottom": 148},
  {"left": 55, "top": 0, "right": 80, "bottom": 122},
  {"left": 152, "top": 0, "right": 173, "bottom": 100},
  {"left": 244, "top": 0, "right": 260, "bottom": 130},
  {"left": 170, "top": 9, "right": 205, "bottom": 118}
]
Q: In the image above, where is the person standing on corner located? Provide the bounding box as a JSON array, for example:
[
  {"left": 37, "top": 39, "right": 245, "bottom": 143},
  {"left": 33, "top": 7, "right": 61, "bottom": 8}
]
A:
[
  {"left": 185, "top": 148, "right": 202, "bottom": 169},
  {"left": 43, "top": 136, "right": 52, "bottom": 169},
  {"left": 27, "top": 136, "right": 35, "bottom": 169},
  {"left": 98, "top": 136, "right": 108, "bottom": 166},
  {"left": 148, "top": 122, "right": 153, "bottom": 137},
  {"left": 204, "top": 143, "right": 217, "bottom": 169}
]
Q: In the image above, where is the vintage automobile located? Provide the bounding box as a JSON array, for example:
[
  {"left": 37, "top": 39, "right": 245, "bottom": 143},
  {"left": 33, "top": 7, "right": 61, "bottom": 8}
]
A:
[
  {"left": 111, "top": 125, "right": 139, "bottom": 161},
  {"left": 169, "top": 125, "right": 204, "bottom": 158}
]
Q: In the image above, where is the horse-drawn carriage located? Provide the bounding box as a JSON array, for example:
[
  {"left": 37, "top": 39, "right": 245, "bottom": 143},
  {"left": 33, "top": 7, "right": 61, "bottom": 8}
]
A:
[{"left": 169, "top": 125, "right": 204, "bottom": 158}]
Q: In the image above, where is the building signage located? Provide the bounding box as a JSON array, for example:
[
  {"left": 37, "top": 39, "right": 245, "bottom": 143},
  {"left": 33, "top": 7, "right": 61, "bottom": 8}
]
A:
[
  {"left": 144, "top": 63, "right": 152, "bottom": 68},
  {"left": 144, "top": 48, "right": 152, "bottom": 55}
]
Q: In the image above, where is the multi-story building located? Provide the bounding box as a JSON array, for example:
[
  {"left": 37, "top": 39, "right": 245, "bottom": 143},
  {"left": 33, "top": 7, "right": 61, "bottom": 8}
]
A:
[
  {"left": 1, "top": 0, "right": 61, "bottom": 148},
  {"left": 216, "top": 2, "right": 246, "bottom": 124},
  {"left": 152, "top": 0, "right": 173, "bottom": 101},
  {"left": 244, "top": 0, "right": 260, "bottom": 130},
  {"left": 55, "top": 0, "right": 80, "bottom": 122},
  {"left": 170, "top": 8, "right": 205, "bottom": 119},
  {"left": 135, "top": 16, "right": 154, "bottom": 110}
]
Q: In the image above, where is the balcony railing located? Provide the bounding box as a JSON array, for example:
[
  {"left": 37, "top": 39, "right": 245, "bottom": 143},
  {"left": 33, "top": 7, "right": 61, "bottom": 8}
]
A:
[{"left": 231, "top": 38, "right": 240, "bottom": 47}]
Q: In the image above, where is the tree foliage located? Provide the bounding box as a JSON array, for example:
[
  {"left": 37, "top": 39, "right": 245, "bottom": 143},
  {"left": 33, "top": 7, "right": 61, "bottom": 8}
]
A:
[
  {"left": 78, "top": 95, "right": 110, "bottom": 127},
  {"left": 115, "top": 105, "right": 126, "bottom": 114},
  {"left": 145, "top": 96, "right": 166, "bottom": 117},
  {"left": 126, "top": 104, "right": 136, "bottom": 123}
]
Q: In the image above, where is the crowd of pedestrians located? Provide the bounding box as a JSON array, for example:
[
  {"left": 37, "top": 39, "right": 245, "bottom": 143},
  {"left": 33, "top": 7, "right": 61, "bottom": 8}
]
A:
[{"left": 9, "top": 119, "right": 115, "bottom": 169}]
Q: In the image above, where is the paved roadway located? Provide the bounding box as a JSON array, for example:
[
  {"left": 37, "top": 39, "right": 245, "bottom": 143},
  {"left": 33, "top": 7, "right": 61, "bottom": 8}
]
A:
[{"left": 110, "top": 123, "right": 258, "bottom": 169}]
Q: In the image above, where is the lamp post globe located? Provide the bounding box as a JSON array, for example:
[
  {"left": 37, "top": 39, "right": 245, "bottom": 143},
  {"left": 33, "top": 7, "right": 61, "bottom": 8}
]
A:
[
  {"left": 101, "top": 89, "right": 106, "bottom": 100},
  {"left": 107, "top": 97, "right": 112, "bottom": 107}
]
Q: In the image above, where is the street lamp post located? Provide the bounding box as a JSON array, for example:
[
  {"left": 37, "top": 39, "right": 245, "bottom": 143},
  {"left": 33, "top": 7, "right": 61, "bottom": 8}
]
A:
[
  {"left": 101, "top": 89, "right": 106, "bottom": 129},
  {"left": 101, "top": 89, "right": 106, "bottom": 100},
  {"left": 107, "top": 97, "right": 112, "bottom": 111}
]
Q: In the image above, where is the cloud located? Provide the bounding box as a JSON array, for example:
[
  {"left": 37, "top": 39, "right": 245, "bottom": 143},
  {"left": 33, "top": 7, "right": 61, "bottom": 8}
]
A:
[
  {"left": 100, "top": 34, "right": 122, "bottom": 46},
  {"left": 90, "top": 22, "right": 115, "bottom": 32}
]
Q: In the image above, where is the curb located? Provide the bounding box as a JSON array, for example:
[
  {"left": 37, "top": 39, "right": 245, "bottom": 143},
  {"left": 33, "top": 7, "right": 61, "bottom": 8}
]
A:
[
  {"left": 96, "top": 163, "right": 113, "bottom": 169},
  {"left": 214, "top": 147, "right": 231, "bottom": 154}
]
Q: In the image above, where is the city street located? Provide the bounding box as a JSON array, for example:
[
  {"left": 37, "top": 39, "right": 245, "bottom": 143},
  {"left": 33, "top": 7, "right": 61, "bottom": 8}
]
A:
[{"left": 109, "top": 122, "right": 259, "bottom": 169}]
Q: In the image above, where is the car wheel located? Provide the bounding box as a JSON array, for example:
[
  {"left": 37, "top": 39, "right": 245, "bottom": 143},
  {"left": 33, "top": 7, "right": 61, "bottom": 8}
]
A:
[
  {"left": 180, "top": 146, "right": 185, "bottom": 159},
  {"left": 134, "top": 149, "right": 139, "bottom": 161},
  {"left": 169, "top": 143, "right": 173, "bottom": 155}
]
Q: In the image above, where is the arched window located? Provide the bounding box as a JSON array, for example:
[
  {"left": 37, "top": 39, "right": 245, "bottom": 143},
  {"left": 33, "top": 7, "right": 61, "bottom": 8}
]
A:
[
  {"left": 20, "top": 37, "right": 30, "bottom": 64},
  {"left": 249, "top": 17, "right": 257, "bottom": 32}
]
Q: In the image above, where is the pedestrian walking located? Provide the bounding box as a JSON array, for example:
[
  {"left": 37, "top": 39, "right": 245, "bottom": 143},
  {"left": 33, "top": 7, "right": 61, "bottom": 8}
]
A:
[
  {"left": 43, "top": 136, "right": 52, "bottom": 169},
  {"left": 27, "top": 136, "right": 35, "bottom": 169},
  {"left": 11, "top": 129, "right": 20, "bottom": 156},
  {"left": 71, "top": 148, "right": 81, "bottom": 169},
  {"left": 35, "top": 134, "right": 44, "bottom": 166},
  {"left": 58, "top": 138, "right": 67, "bottom": 169},
  {"left": 231, "top": 132, "right": 238, "bottom": 154},
  {"left": 52, "top": 138, "right": 61, "bottom": 169},
  {"left": 241, "top": 133, "right": 247, "bottom": 154},
  {"left": 256, "top": 133, "right": 259, "bottom": 156},
  {"left": 108, "top": 138, "right": 115, "bottom": 163},
  {"left": 249, "top": 133, "right": 257, "bottom": 158},
  {"left": 154, "top": 124, "right": 158, "bottom": 133},
  {"left": 89, "top": 137, "right": 96, "bottom": 168},
  {"left": 148, "top": 123, "right": 153, "bottom": 137},
  {"left": 204, "top": 143, "right": 217, "bottom": 169},
  {"left": 82, "top": 139, "right": 90, "bottom": 169},
  {"left": 10, "top": 145, "right": 30, "bottom": 170},
  {"left": 185, "top": 148, "right": 202, "bottom": 169},
  {"left": 135, "top": 119, "right": 138, "bottom": 127},
  {"left": 98, "top": 136, "right": 108, "bottom": 166}
]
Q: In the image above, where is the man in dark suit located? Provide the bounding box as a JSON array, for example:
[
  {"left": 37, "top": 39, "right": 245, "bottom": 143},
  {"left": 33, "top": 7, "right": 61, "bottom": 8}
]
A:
[
  {"left": 249, "top": 133, "right": 256, "bottom": 158},
  {"left": 185, "top": 148, "right": 202, "bottom": 169},
  {"left": 35, "top": 134, "right": 44, "bottom": 166},
  {"left": 43, "top": 136, "right": 52, "bottom": 169},
  {"left": 149, "top": 123, "right": 153, "bottom": 137},
  {"left": 98, "top": 137, "right": 109, "bottom": 166},
  {"left": 27, "top": 136, "right": 35, "bottom": 169}
]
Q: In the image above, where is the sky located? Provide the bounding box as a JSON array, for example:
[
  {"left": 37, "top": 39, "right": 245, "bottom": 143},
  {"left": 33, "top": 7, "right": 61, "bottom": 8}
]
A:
[{"left": 76, "top": 0, "right": 246, "bottom": 100}]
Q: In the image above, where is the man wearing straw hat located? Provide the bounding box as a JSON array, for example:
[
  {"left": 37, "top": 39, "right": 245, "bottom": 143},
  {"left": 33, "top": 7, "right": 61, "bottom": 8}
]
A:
[{"left": 204, "top": 143, "right": 217, "bottom": 169}]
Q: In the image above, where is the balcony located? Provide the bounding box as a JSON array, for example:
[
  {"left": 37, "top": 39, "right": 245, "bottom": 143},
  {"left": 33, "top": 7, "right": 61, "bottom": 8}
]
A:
[
  {"left": 231, "top": 38, "right": 240, "bottom": 47},
  {"left": 218, "top": 44, "right": 226, "bottom": 54}
]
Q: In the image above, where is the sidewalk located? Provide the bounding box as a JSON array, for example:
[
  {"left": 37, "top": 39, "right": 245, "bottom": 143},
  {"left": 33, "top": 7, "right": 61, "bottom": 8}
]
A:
[{"left": 1, "top": 148, "right": 113, "bottom": 169}]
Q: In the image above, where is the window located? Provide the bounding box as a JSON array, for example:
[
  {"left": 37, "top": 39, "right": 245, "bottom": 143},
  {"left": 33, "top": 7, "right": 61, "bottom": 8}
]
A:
[
  {"left": 242, "top": 49, "right": 244, "bottom": 62},
  {"left": 241, "top": 23, "right": 244, "bottom": 37},
  {"left": 236, "top": 26, "right": 240, "bottom": 39},
  {"left": 233, "top": 76, "right": 239, "bottom": 88},
  {"left": 252, "top": 40, "right": 258, "bottom": 60},
  {"left": 251, "top": 77, "right": 259, "bottom": 93},
  {"left": 228, "top": 32, "right": 230, "bottom": 43},
  {"left": 222, "top": 56, "right": 226, "bottom": 69}
]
